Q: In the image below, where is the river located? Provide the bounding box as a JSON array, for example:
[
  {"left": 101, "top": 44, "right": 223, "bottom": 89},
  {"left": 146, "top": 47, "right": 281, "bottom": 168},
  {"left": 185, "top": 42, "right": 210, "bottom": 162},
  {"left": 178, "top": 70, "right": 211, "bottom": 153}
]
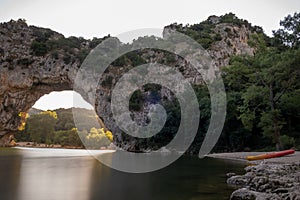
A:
[{"left": 0, "top": 147, "right": 245, "bottom": 200}]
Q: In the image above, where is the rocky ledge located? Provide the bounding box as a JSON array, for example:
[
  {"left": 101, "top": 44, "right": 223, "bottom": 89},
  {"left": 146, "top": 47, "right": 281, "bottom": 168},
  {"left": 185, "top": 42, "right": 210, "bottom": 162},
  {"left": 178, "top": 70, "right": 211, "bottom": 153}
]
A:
[{"left": 227, "top": 163, "right": 300, "bottom": 200}]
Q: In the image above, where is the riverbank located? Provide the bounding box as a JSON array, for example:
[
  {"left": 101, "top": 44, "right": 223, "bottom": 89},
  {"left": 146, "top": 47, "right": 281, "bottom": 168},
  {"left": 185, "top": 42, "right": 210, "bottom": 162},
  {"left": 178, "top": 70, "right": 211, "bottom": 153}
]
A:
[
  {"left": 14, "top": 142, "right": 116, "bottom": 150},
  {"left": 207, "top": 151, "right": 300, "bottom": 164},
  {"left": 207, "top": 151, "right": 300, "bottom": 199},
  {"left": 15, "top": 142, "right": 83, "bottom": 149}
]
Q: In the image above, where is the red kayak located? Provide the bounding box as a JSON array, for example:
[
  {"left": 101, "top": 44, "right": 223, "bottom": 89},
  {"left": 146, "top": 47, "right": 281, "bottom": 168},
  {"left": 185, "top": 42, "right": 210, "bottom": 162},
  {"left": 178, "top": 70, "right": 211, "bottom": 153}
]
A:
[{"left": 246, "top": 149, "right": 295, "bottom": 161}]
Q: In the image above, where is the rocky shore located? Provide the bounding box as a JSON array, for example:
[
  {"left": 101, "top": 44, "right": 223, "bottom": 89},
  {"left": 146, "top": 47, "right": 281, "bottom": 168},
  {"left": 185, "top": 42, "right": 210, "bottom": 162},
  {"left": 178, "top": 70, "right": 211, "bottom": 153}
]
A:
[
  {"left": 209, "top": 152, "right": 300, "bottom": 199},
  {"left": 227, "top": 162, "right": 300, "bottom": 199}
]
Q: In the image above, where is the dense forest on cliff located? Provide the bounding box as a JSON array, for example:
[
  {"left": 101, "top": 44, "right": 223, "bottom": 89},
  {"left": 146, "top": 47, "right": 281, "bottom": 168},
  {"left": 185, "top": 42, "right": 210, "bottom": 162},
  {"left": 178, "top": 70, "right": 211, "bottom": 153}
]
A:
[
  {"left": 195, "top": 12, "right": 300, "bottom": 152},
  {"left": 11, "top": 12, "right": 300, "bottom": 152}
]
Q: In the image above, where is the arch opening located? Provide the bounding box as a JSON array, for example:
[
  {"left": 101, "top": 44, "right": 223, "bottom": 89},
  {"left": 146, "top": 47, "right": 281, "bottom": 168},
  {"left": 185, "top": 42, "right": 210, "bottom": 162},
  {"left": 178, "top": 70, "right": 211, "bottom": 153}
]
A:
[{"left": 12, "top": 91, "right": 113, "bottom": 150}]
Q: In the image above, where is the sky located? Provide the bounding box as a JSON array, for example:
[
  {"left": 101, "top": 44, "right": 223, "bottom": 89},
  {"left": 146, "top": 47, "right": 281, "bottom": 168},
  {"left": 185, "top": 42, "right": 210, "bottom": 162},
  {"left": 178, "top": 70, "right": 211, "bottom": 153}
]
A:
[
  {"left": 32, "top": 91, "right": 94, "bottom": 110},
  {"left": 1, "top": 0, "right": 299, "bottom": 110}
]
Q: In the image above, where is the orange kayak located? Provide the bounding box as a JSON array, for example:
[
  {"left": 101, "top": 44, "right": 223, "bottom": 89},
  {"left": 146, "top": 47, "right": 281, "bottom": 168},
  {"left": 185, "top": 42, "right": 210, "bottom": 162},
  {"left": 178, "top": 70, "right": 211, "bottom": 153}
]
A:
[{"left": 246, "top": 149, "right": 295, "bottom": 161}]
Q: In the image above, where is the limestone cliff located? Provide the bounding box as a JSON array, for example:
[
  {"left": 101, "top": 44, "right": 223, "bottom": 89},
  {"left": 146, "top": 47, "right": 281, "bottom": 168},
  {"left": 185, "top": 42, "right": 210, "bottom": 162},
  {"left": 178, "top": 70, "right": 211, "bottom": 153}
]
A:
[
  {"left": 0, "top": 15, "right": 258, "bottom": 148},
  {"left": 0, "top": 19, "right": 93, "bottom": 145}
]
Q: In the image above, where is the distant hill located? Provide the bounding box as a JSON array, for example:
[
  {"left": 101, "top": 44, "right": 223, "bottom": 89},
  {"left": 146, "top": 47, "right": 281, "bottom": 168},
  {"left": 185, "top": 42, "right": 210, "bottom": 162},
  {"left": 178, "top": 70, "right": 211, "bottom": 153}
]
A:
[
  {"left": 27, "top": 107, "right": 98, "bottom": 131},
  {"left": 28, "top": 108, "right": 44, "bottom": 115},
  {"left": 53, "top": 107, "right": 98, "bottom": 131}
]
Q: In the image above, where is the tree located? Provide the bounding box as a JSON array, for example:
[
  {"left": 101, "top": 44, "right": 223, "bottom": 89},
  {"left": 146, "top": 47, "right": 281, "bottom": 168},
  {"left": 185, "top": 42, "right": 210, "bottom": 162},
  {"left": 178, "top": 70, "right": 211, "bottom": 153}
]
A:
[
  {"left": 18, "top": 112, "right": 29, "bottom": 131},
  {"left": 273, "top": 12, "right": 300, "bottom": 48},
  {"left": 84, "top": 127, "right": 111, "bottom": 149},
  {"left": 27, "top": 111, "right": 57, "bottom": 145},
  {"left": 53, "top": 128, "right": 83, "bottom": 147},
  {"left": 227, "top": 48, "right": 300, "bottom": 150}
]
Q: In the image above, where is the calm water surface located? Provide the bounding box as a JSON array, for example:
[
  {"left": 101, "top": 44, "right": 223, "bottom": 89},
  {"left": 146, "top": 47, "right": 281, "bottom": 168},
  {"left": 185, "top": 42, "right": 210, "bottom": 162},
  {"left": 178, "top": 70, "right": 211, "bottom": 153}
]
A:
[{"left": 0, "top": 148, "right": 245, "bottom": 200}]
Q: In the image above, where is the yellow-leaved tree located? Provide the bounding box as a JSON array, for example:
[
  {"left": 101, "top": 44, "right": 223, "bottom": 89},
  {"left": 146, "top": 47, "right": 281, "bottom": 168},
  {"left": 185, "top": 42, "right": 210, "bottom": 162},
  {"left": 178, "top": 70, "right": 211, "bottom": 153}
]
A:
[{"left": 18, "top": 112, "right": 29, "bottom": 131}]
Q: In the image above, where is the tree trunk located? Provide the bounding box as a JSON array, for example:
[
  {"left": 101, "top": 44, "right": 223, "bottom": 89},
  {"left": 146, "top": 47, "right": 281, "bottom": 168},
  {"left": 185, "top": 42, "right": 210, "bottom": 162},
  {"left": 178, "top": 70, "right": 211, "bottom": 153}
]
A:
[{"left": 269, "top": 84, "right": 283, "bottom": 150}]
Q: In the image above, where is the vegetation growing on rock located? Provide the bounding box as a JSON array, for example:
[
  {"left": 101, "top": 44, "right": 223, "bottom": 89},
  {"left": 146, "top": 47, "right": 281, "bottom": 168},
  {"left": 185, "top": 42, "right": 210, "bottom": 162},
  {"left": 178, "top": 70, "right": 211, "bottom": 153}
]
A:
[{"left": 1, "top": 13, "right": 300, "bottom": 152}]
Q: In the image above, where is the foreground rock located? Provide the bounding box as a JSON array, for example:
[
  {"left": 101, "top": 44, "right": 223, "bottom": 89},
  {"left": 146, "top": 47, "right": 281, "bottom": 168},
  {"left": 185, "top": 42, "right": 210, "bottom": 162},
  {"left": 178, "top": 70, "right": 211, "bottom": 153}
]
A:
[{"left": 228, "top": 163, "right": 300, "bottom": 200}]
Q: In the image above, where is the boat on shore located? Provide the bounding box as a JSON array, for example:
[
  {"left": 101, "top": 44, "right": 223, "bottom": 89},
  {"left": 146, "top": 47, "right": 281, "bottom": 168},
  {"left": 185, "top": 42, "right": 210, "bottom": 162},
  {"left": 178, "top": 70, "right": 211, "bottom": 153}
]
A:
[{"left": 246, "top": 149, "right": 295, "bottom": 161}]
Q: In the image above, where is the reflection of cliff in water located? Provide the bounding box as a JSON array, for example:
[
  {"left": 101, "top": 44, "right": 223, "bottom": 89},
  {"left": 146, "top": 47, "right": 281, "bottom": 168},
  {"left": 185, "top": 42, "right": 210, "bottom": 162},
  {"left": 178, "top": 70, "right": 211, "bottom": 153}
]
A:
[
  {"left": 88, "top": 157, "right": 152, "bottom": 200},
  {"left": 0, "top": 148, "right": 245, "bottom": 200},
  {"left": 88, "top": 154, "right": 245, "bottom": 200},
  {"left": 0, "top": 149, "right": 22, "bottom": 200}
]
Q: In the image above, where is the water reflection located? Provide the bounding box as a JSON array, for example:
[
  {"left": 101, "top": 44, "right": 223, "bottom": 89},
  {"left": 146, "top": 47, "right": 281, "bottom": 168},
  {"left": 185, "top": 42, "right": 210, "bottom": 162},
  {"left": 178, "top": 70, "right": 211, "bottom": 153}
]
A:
[
  {"left": 0, "top": 148, "right": 245, "bottom": 200},
  {"left": 0, "top": 149, "right": 22, "bottom": 200},
  {"left": 19, "top": 156, "right": 93, "bottom": 200},
  {"left": 88, "top": 155, "right": 245, "bottom": 200}
]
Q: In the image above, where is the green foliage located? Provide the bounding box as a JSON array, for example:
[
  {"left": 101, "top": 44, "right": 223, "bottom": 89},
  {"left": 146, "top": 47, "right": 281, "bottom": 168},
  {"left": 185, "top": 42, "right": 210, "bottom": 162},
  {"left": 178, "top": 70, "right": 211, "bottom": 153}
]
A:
[
  {"left": 18, "top": 12, "right": 300, "bottom": 153},
  {"left": 143, "top": 83, "right": 162, "bottom": 92},
  {"left": 54, "top": 109, "right": 75, "bottom": 131},
  {"left": 273, "top": 12, "right": 300, "bottom": 48},
  {"left": 248, "top": 33, "right": 268, "bottom": 50},
  {"left": 51, "top": 51, "right": 59, "bottom": 59},
  {"left": 17, "top": 58, "right": 34, "bottom": 67},
  {"left": 166, "top": 13, "right": 264, "bottom": 50},
  {"left": 47, "top": 37, "right": 81, "bottom": 51},
  {"left": 31, "top": 40, "right": 49, "bottom": 56},
  {"left": 280, "top": 135, "right": 295, "bottom": 149},
  {"left": 89, "top": 36, "right": 110, "bottom": 49},
  {"left": 126, "top": 51, "right": 146, "bottom": 66},
  {"left": 129, "top": 90, "right": 144, "bottom": 111},
  {"left": 102, "top": 76, "right": 113, "bottom": 87},
  {"left": 16, "top": 108, "right": 113, "bottom": 149},
  {"left": 54, "top": 128, "right": 83, "bottom": 147},
  {"left": 84, "top": 128, "right": 111, "bottom": 149},
  {"left": 30, "top": 29, "right": 94, "bottom": 64},
  {"left": 76, "top": 49, "right": 89, "bottom": 63},
  {"left": 32, "top": 28, "right": 53, "bottom": 42},
  {"left": 27, "top": 111, "right": 57, "bottom": 144},
  {"left": 63, "top": 54, "right": 72, "bottom": 64},
  {"left": 218, "top": 14, "right": 300, "bottom": 151},
  {"left": 219, "top": 13, "right": 250, "bottom": 27},
  {"left": 222, "top": 46, "right": 300, "bottom": 150},
  {"left": 166, "top": 18, "right": 219, "bottom": 49}
]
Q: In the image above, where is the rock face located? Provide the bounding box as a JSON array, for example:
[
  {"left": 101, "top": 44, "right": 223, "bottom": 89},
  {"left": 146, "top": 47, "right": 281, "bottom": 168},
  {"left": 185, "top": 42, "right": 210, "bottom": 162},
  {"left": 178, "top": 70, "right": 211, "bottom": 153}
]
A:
[
  {"left": 0, "top": 19, "right": 88, "bottom": 145},
  {"left": 0, "top": 17, "right": 257, "bottom": 148},
  {"left": 228, "top": 163, "right": 300, "bottom": 200},
  {"left": 209, "top": 23, "right": 255, "bottom": 67}
]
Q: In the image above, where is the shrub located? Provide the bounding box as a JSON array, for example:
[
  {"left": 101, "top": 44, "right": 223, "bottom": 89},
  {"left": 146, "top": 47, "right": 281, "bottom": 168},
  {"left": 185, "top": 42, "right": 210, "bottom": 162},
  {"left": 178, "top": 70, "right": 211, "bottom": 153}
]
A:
[
  {"left": 0, "top": 47, "right": 4, "bottom": 56},
  {"left": 51, "top": 52, "right": 59, "bottom": 59},
  {"left": 32, "top": 28, "right": 53, "bottom": 43},
  {"left": 280, "top": 135, "right": 295, "bottom": 149},
  {"left": 102, "top": 76, "right": 113, "bottom": 87},
  {"left": 89, "top": 37, "right": 104, "bottom": 49},
  {"left": 129, "top": 90, "right": 144, "bottom": 111},
  {"left": 17, "top": 58, "right": 33, "bottom": 66},
  {"left": 31, "top": 40, "right": 48, "bottom": 56},
  {"left": 63, "top": 54, "right": 72, "bottom": 64},
  {"left": 76, "top": 49, "right": 89, "bottom": 64}
]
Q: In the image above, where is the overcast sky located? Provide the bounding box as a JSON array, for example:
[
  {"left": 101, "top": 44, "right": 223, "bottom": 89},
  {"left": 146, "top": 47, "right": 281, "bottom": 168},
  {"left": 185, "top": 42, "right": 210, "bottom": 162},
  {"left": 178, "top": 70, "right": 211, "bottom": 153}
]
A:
[{"left": 1, "top": 0, "right": 299, "bottom": 110}]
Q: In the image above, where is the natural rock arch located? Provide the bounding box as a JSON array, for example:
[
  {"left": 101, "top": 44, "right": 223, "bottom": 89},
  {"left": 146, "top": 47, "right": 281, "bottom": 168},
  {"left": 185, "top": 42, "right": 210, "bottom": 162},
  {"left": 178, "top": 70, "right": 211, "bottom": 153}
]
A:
[
  {"left": 0, "top": 18, "right": 256, "bottom": 148},
  {"left": 0, "top": 20, "right": 85, "bottom": 145}
]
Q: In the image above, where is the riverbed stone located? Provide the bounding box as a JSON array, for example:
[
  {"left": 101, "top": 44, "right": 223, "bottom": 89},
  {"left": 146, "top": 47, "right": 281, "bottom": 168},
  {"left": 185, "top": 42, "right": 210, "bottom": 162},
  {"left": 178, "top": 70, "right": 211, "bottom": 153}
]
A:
[
  {"left": 227, "top": 175, "right": 249, "bottom": 186},
  {"left": 228, "top": 162, "right": 300, "bottom": 200},
  {"left": 230, "top": 188, "right": 281, "bottom": 200}
]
